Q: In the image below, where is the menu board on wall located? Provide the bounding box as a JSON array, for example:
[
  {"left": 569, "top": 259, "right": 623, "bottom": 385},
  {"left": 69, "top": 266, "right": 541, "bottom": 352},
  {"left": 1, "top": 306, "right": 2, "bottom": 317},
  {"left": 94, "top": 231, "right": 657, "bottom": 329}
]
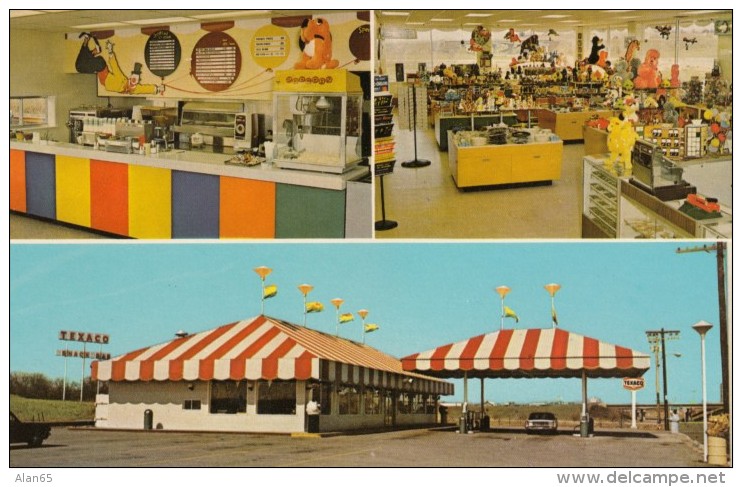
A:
[
  {"left": 145, "top": 30, "right": 181, "bottom": 78},
  {"left": 191, "top": 31, "right": 242, "bottom": 92}
]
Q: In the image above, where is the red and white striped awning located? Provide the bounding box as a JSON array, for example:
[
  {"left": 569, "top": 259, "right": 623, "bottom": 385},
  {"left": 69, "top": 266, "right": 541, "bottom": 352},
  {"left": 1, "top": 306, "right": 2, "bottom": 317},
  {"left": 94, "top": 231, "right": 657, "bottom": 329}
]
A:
[
  {"left": 401, "top": 328, "right": 650, "bottom": 379},
  {"left": 92, "top": 315, "right": 453, "bottom": 395}
]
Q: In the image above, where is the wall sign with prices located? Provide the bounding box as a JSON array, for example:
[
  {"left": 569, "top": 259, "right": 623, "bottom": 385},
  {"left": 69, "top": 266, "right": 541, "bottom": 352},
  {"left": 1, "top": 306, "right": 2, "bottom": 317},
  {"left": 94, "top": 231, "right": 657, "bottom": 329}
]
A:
[
  {"left": 250, "top": 24, "right": 290, "bottom": 69},
  {"left": 191, "top": 31, "right": 242, "bottom": 92},
  {"left": 145, "top": 30, "right": 182, "bottom": 78}
]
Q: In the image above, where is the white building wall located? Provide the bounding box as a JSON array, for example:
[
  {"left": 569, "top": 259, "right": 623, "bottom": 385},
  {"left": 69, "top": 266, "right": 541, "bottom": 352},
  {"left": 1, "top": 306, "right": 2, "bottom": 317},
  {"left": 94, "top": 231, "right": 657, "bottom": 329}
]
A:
[{"left": 96, "top": 380, "right": 436, "bottom": 433}]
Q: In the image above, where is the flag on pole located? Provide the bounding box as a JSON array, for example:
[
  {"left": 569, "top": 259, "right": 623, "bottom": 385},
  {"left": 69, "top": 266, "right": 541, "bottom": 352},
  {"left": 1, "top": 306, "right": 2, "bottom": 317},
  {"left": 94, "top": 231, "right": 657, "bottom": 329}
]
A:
[
  {"left": 551, "top": 304, "right": 558, "bottom": 326},
  {"left": 306, "top": 301, "right": 324, "bottom": 313},
  {"left": 503, "top": 306, "right": 519, "bottom": 323},
  {"left": 339, "top": 313, "right": 355, "bottom": 323},
  {"left": 364, "top": 323, "right": 379, "bottom": 333},
  {"left": 263, "top": 284, "right": 278, "bottom": 299}
]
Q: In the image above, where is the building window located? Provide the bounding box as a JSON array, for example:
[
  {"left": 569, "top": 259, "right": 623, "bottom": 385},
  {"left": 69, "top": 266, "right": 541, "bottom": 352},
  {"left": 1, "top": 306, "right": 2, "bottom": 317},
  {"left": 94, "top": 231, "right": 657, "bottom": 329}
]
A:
[
  {"left": 209, "top": 380, "right": 247, "bottom": 414},
  {"left": 319, "top": 382, "right": 333, "bottom": 416},
  {"left": 338, "top": 385, "right": 360, "bottom": 415},
  {"left": 257, "top": 380, "right": 296, "bottom": 415},
  {"left": 10, "top": 96, "right": 56, "bottom": 128},
  {"left": 364, "top": 388, "right": 381, "bottom": 415},
  {"left": 183, "top": 400, "right": 202, "bottom": 410}
]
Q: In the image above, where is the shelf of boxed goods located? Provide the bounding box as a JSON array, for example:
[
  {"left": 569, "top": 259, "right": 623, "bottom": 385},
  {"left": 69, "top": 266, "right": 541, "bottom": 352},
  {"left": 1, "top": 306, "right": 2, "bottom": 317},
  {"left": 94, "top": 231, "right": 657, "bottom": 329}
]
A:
[{"left": 374, "top": 92, "right": 396, "bottom": 176}]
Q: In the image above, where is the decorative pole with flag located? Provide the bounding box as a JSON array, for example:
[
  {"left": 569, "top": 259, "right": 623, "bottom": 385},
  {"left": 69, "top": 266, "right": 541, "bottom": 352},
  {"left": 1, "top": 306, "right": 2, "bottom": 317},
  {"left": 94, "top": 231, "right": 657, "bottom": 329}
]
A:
[
  {"left": 330, "top": 298, "right": 344, "bottom": 336},
  {"left": 298, "top": 284, "right": 314, "bottom": 327},
  {"left": 253, "top": 266, "right": 273, "bottom": 315},
  {"left": 495, "top": 285, "right": 511, "bottom": 330},
  {"left": 363, "top": 323, "right": 379, "bottom": 344},
  {"left": 544, "top": 283, "right": 561, "bottom": 328},
  {"left": 358, "top": 309, "right": 369, "bottom": 342}
]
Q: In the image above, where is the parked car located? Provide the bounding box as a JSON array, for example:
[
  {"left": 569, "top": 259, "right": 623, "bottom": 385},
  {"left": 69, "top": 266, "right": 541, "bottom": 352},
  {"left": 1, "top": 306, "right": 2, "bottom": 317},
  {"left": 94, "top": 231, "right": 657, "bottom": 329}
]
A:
[
  {"left": 524, "top": 411, "right": 558, "bottom": 434},
  {"left": 10, "top": 412, "right": 51, "bottom": 447}
]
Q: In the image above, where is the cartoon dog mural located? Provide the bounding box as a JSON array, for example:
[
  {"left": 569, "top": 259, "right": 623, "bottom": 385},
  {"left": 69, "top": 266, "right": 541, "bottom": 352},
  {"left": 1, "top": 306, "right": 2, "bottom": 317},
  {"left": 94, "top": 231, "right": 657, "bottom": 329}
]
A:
[{"left": 295, "top": 18, "right": 339, "bottom": 69}]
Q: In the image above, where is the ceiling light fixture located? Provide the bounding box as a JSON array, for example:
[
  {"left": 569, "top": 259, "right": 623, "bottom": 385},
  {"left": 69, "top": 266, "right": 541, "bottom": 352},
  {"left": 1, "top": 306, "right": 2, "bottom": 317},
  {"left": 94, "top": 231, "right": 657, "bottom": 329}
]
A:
[
  {"left": 124, "top": 17, "right": 194, "bottom": 25},
  {"left": 381, "top": 11, "right": 410, "bottom": 16},
  {"left": 465, "top": 13, "right": 493, "bottom": 18}
]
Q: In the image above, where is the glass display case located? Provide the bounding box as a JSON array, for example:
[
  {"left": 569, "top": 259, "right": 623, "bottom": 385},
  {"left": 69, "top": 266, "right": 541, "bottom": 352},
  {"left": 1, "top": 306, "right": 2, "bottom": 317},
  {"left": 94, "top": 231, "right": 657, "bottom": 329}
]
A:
[{"left": 272, "top": 70, "right": 363, "bottom": 174}]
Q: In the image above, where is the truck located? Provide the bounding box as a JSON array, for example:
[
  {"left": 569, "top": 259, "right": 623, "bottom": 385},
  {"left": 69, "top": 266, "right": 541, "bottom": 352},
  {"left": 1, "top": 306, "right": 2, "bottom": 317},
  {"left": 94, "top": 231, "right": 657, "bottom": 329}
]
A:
[{"left": 10, "top": 412, "right": 51, "bottom": 447}]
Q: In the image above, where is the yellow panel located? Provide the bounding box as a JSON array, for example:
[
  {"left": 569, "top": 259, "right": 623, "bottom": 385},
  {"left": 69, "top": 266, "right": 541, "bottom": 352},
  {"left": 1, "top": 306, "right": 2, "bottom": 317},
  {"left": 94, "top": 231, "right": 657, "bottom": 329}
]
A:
[
  {"left": 511, "top": 143, "right": 563, "bottom": 182},
  {"left": 55, "top": 155, "right": 91, "bottom": 227},
  {"left": 456, "top": 146, "right": 512, "bottom": 187},
  {"left": 128, "top": 165, "right": 171, "bottom": 239}
]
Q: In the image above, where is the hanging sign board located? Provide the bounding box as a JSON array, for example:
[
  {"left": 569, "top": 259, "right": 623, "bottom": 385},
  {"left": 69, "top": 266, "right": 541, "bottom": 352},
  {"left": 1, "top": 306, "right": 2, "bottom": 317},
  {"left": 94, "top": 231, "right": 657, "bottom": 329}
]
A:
[
  {"left": 57, "top": 350, "right": 111, "bottom": 360},
  {"left": 58, "top": 330, "right": 110, "bottom": 344},
  {"left": 623, "top": 377, "right": 645, "bottom": 391},
  {"left": 145, "top": 30, "right": 181, "bottom": 78}
]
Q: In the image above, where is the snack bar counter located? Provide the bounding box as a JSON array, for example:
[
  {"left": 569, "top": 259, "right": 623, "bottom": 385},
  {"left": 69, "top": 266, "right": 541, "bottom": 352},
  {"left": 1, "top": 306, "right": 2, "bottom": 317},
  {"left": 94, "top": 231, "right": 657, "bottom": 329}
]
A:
[{"left": 10, "top": 140, "right": 369, "bottom": 239}]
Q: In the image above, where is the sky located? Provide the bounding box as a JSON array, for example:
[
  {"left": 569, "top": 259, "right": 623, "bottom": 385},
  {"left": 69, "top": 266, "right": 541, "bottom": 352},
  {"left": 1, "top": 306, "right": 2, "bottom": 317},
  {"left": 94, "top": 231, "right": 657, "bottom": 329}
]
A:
[{"left": 8, "top": 240, "right": 729, "bottom": 406}]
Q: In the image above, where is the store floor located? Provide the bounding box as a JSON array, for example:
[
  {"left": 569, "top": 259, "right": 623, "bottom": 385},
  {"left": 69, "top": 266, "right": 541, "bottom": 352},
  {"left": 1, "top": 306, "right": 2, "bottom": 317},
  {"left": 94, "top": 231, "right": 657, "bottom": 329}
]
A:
[
  {"left": 374, "top": 122, "right": 585, "bottom": 239},
  {"left": 10, "top": 213, "right": 113, "bottom": 240}
]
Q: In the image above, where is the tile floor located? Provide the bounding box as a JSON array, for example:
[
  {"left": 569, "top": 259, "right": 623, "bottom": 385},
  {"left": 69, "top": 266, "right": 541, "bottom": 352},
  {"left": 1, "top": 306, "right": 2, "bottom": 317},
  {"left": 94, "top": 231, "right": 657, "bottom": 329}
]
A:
[{"left": 374, "top": 122, "right": 586, "bottom": 239}]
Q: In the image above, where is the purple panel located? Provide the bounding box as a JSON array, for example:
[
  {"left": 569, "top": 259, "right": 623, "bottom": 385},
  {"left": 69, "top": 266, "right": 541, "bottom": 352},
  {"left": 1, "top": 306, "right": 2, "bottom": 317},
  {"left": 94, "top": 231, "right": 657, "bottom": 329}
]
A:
[
  {"left": 171, "top": 170, "right": 219, "bottom": 238},
  {"left": 25, "top": 152, "right": 56, "bottom": 219}
]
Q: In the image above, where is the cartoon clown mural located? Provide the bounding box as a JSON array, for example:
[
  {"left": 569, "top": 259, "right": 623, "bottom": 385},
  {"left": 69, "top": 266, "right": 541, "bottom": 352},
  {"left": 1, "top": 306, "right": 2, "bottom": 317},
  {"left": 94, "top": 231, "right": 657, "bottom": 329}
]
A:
[{"left": 97, "top": 40, "right": 164, "bottom": 95}]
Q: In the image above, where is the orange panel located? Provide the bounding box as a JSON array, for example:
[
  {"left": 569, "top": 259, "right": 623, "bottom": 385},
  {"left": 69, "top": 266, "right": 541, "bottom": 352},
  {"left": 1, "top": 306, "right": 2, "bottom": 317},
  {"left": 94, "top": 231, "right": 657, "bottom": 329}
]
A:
[
  {"left": 10, "top": 149, "right": 26, "bottom": 212},
  {"left": 90, "top": 160, "right": 129, "bottom": 236},
  {"left": 219, "top": 176, "right": 275, "bottom": 238}
]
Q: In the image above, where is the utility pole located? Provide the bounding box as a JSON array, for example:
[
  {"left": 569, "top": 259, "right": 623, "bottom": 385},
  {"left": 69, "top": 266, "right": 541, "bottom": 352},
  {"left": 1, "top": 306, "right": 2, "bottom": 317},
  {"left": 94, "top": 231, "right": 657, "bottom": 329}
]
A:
[
  {"left": 646, "top": 328, "right": 680, "bottom": 431},
  {"left": 676, "top": 243, "right": 729, "bottom": 413}
]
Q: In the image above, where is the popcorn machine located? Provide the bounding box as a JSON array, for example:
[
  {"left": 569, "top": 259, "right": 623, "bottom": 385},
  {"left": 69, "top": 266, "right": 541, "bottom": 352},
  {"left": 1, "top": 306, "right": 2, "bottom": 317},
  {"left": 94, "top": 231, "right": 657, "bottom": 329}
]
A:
[{"left": 272, "top": 70, "right": 363, "bottom": 173}]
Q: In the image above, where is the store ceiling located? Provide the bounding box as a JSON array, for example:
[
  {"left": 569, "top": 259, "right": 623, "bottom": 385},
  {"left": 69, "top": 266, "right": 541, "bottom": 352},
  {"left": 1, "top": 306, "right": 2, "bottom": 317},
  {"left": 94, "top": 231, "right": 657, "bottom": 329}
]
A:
[
  {"left": 9, "top": 10, "right": 350, "bottom": 32},
  {"left": 376, "top": 9, "right": 731, "bottom": 32}
]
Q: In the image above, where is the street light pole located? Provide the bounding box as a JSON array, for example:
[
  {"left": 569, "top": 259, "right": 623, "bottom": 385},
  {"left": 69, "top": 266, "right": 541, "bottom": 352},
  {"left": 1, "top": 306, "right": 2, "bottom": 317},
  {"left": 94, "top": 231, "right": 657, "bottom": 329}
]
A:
[
  {"left": 693, "top": 320, "right": 713, "bottom": 463},
  {"left": 660, "top": 329, "right": 670, "bottom": 431}
]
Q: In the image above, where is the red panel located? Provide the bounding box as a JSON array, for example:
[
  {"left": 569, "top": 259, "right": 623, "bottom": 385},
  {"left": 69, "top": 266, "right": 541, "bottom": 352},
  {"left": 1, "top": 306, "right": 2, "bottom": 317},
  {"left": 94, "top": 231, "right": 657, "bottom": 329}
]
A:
[
  {"left": 550, "top": 328, "right": 570, "bottom": 370},
  {"left": 519, "top": 329, "right": 542, "bottom": 370},
  {"left": 489, "top": 329, "right": 514, "bottom": 370},
  {"left": 110, "top": 347, "right": 150, "bottom": 381},
  {"left": 459, "top": 334, "right": 485, "bottom": 371},
  {"left": 262, "top": 338, "right": 298, "bottom": 379},
  {"left": 90, "top": 160, "right": 128, "bottom": 235},
  {"left": 429, "top": 343, "right": 454, "bottom": 371},
  {"left": 138, "top": 334, "right": 199, "bottom": 380},
  {"left": 614, "top": 345, "right": 634, "bottom": 369},
  {"left": 228, "top": 327, "right": 282, "bottom": 379},
  {"left": 583, "top": 336, "right": 601, "bottom": 369},
  {"left": 168, "top": 324, "right": 235, "bottom": 380},
  {"left": 10, "top": 150, "right": 26, "bottom": 212},
  {"left": 295, "top": 351, "right": 315, "bottom": 380},
  {"left": 401, "top": 354, "right": 418, "bottom": 371}
]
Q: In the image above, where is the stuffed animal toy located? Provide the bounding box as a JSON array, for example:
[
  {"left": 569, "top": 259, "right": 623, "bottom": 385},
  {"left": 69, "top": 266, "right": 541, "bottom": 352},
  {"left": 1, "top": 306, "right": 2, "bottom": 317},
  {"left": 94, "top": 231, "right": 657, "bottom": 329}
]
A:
[
  {"left": 634, "top": 49, "right": 662, "bottom": 89},
  {"left": 588, "top": 36, "right": 605, "bottom": 65},
  {"left": 663, "top": 101, "right": 679, "bottom": 125},
  {"left": 519, "top": 35, "right": 539, "bottom": 59},
  {"left": 606, "top": 115, "right": 638, "bottom": 174},
  {"left": 295, "top": 18, "right": 339, "bottom": 69},
  {"left": 670, "top": 64, "right": 681, "bottom": 88}
]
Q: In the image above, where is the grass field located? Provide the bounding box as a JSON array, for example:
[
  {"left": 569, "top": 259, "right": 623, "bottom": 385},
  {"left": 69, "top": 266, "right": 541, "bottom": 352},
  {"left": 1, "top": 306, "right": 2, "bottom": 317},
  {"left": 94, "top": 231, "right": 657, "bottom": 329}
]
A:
[{"left": 10, "top": 395, "right": 96, "bottom": 422}]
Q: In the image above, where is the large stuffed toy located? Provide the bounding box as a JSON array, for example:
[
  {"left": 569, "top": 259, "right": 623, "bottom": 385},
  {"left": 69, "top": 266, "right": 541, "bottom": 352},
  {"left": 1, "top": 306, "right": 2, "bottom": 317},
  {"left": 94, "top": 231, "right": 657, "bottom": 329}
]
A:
[
  {"left": 587, "top": 36, "right": 605, "bottom": 65},
  {"left": 634, "top": 49, "right": 662, "bottom": 89},
  {"left": 295, "top": 18, "right": 339, "bottom": 69}
]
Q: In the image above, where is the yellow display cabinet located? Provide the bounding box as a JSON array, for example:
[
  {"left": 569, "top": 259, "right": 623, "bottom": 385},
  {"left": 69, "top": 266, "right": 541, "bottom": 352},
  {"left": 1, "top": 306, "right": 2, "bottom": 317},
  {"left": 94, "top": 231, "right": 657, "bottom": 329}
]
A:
[
  {"left": 538, "top": 109, "right": 614, "bottom": 142},
  {"left": 449, "top": 133, "right": 563, "bottom": 189},
  {"left": 272, "top": 70, "right": 363, "bottom": 174}
]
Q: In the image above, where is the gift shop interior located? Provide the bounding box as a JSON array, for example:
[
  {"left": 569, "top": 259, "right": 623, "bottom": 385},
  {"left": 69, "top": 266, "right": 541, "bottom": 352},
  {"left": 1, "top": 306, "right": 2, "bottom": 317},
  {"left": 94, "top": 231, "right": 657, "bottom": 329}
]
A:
[
  {"left": 372, "top": 9, "right": 732, "bottom": 239},
  {"left": 10, "top": 10, "right": 373, "bottom": 240}
]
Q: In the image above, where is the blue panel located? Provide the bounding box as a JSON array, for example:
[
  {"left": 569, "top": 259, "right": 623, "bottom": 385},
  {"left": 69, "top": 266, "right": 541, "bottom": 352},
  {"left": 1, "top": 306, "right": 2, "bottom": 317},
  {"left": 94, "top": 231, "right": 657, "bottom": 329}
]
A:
[
  {"left": 171, "top": 170, "right": 220, "bottom": 238},
  {"left": 25, "top": 152, "right": 56, "bottom": 219}
]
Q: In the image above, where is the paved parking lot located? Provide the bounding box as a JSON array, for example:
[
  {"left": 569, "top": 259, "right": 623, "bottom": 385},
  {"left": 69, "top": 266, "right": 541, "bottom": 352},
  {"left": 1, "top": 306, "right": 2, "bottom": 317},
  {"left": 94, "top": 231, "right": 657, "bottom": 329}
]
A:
[{"left": 10, "top": 426, "right": 707, "bottom": 468}]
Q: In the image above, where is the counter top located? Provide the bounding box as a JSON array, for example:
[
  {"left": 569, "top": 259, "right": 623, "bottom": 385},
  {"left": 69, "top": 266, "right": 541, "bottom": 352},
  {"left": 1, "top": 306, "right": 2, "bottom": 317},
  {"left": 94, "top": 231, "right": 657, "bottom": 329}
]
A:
[{"left": 11, "top": 140, "right": 368, "bottom": 191}]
